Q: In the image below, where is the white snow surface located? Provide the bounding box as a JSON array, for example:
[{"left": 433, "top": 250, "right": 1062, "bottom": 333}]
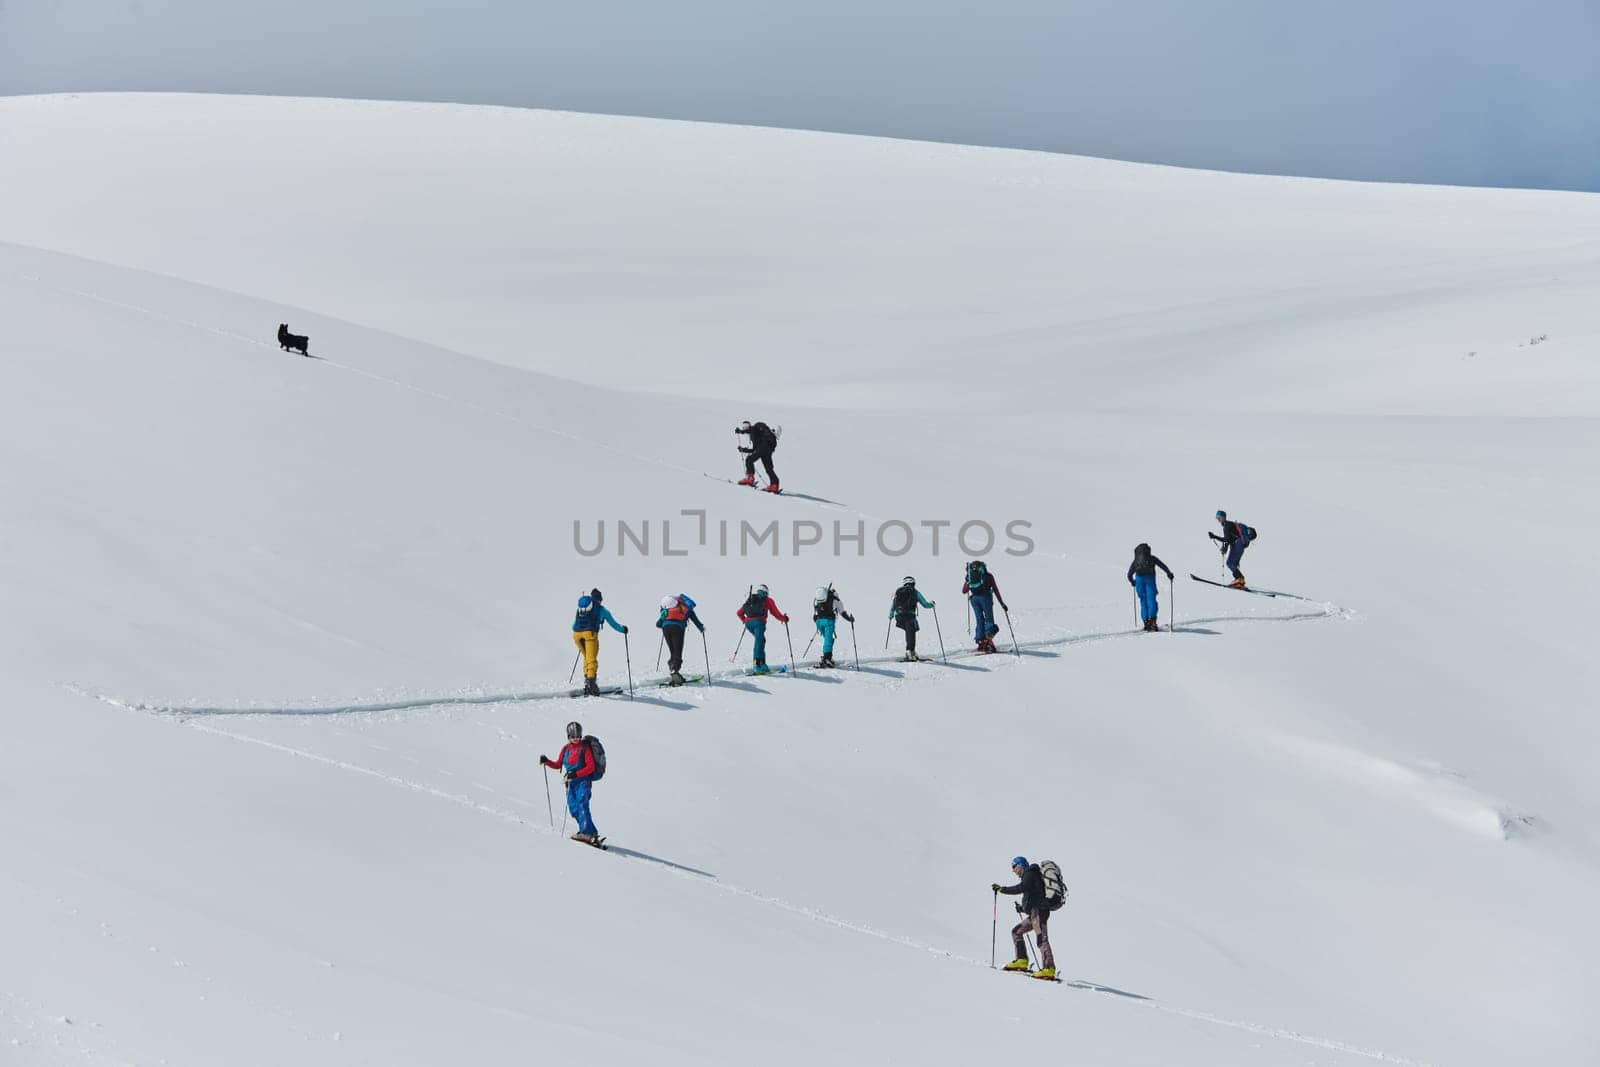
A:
[{"left": 1, "top": 93, "right": 1598, "bottom": 1065}]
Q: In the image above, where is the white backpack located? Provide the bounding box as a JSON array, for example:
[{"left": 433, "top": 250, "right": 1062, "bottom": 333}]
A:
[{"left": 1039, "top": 860, "right": 1067, "bottom": 911}]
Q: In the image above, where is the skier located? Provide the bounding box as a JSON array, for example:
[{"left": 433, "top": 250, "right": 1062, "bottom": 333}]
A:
[
  {"left": 734, "top": 420, "right": 781, "bottom": 493},
  {"left": 736, "top": 584, "right": 789, "bottom": 674},
  {"left": 962, "top": 560, "right": 1009, "bottom": 653},
  {"left": 811, "top": 584, "right": 855, "bottom": 668},
  {"left": 1127, "top": 543, "right": 1175, "bottom": 632},
  {"left": 541, "top": 721, "right": 602, "bottom": 845},
  {"left": 1208, "top": 510, "right": 1254, "bottom": 589},
  {"left": 992, "top": 856, "right": 1056, "bottom": 979},
  {"left": 571, "top": 588, "right": 628, "bottom": 696},
  {"left": 888, "top": 576, "right": 935, "bottom": 662},
  {"left": 655, "top": 592, "right": 705, "bottom": 686}
]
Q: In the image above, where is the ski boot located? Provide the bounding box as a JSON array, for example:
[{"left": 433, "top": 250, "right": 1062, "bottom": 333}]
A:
[
  {"left": 582, "top": 677, "right": 600, "bottom": 696},
  {"left": 669, "top": 671, "right": 685, "bottom": 686},
  {"left": 1228, "top": 576, "right": 1247, "bottom": 589},
  {"left": 736, "top": 475, "right": 757, "bottom": 486},
  {"left": 902, "top": 651, "right": 921, "bottom": 663},
  {"left": 1031, "top": 967, "right": 1057, "bottom": 981},
  {"left": 1002, "top": 958, "right": 1030, "bottom": 972},
  {"left": 762, "top": 483, "right": 782, "bottom": 494},
  {"left": 751, "top": 662, "right": 771, "bottom": 676},
  {"left": 819, "top": 653, "right": 835, "bottom": 669},
  {"left": 571, "top": 832, "right": 595, "bottom": 844}
]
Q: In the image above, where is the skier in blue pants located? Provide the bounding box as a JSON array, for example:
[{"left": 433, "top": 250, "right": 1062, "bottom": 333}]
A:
[
  {"left": 1127, "top": 543, "right": 1175, "bottom": 632},
  {"left": 541, "top": 720, "right": 601, "bottom": 844},
  {"left": 962, "top": 560, "right": 1010, "bottom": 653},
  {"left": 736, "top": 585, "right": 789, "bottom": 674}
]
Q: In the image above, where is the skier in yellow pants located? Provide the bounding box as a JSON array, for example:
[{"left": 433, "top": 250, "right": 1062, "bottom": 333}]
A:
[{"left": 571, "top": 588, "right": 628, "bottom": 696}]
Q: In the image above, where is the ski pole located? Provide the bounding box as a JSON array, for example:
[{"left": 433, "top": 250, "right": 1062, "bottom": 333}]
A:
[
  {"left": 624, "top": 631, "right": 635, "bottom": 699},
  {"left": 543, "top": 764, "right": 554, "bottom": 829},
  {"left": 1169, "top": 573, "right": 1175, "bottom": 633},
  {"left": 655, "top": 632, "right": 664, "bottom": 670},
  {"left": 884, "top": 619, "right": 891, "bottom": 649},
  {"left": 1002, "top": 606, "right": 1020, "bottom": 657},
  {"left": 803, "top": 630, "right": 816, "bottom": 660},
  {"left": 849, "top": 618, "right": 860, "bottom": 670},
  {"left": 991, "top": 889, "right": 998, "bottom": 969},
  {"left": 783, "top": 620, "right": 797, "bottom": 674},
  {"left": 731, "top": 625, "right": 746, "bottom": 663},
  {"left": 931, "top": 604, "right": 947, "bottom": 664},
  {"left": 701, "top": 628, "right": 712, "bottom": 685},
  {"left": 569, "top": 649, "right": 581, "bottom": 683}
]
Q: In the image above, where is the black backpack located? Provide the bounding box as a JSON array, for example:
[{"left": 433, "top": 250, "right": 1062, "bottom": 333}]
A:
[
  {"left": 1240, "top": 523, "right": 1258, "bottom": 543},
  {"left": 966, "top": 560, "right": 988, "bottom": 590},
  {"left": 583, "top": 735, "right": 607, "bottom": 781},
  {"left": 814, "top": 587, "right": 837, "bottom": 620},
  {"left": 742, "top": 590, "right": 768, "bottom": 618},
  {"left": 892, "top": 585, "right": 917, "bottom": 614}
]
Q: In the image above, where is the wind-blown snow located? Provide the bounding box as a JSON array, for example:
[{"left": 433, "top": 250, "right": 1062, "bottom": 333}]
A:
[{"left": 1, "top": 93, "right": 1597, "bottom": 1066}]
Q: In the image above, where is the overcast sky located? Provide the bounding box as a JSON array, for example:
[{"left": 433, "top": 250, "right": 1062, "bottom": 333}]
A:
[{"left": 2, "top": 0, "right": 1595, "bottom": 191}]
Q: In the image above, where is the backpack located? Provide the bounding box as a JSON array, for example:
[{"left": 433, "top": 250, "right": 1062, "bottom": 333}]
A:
[
  {"left": 1038, "top": 860, "right": 1067, "bottom": 911},
  {"left": 1240, "top": 523, "right": 1258, "bottom": 543},
  {"left": 574, "top": 596, "right": 600, "bottom": 631},
  {"left": 892, "top": 585, "right": 917, "bottom": 614},
  {"left": 814, "top": 586, "right": 837, "bottom": 619},
  {"left": 664, "top": 597, "right": 689, "bottom": 624},
  {"left": 742, "top": 590, "right": 768, "bottom": 618},
  {"left": 966, "top": 560, "right": 988, "bottom": 591},
  {"left": 582, "top": 735, "right": 607, "bottom": 782}
]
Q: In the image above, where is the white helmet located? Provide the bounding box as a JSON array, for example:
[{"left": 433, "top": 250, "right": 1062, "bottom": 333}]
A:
[
  {"left": 660, "top": 594, "right": 678, "bottom": 609},
  {"left": 755, "top": 584, "right": 769, "bottom": 597},
  {"left": 813, "top": 585, "right": 831, "bottom": 605}
]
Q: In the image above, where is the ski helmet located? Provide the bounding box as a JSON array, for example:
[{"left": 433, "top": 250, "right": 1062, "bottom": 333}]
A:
[
  {"left": 660, "top": 594, "right": 678, "bottom": 609},
  {"left": 738, "top": 421, "right": 752, "bottom": 432},
  {"left": 590, "top": 587, "right": 603, "bottom": 603},
  {"left": 902, "top": 576, "right": 916, "bottom": 587},
  {"left": 566, "top": 721, "right": 583, "bottom": 740},
  {"left": 755, "top": 584, "right": 769, "bottom": 596},
  {"left": 1011, "top": 855, "right": 1028, "bottom": 869},
  {"left": 1136, "top": 542, "right": 1150, "bottom": 555},
  {"left": 813, "top": 585, "right": 831, "bottom": 605},
  {"left": 1215, "top": 510, "right": 1227, "bottom": 520}
]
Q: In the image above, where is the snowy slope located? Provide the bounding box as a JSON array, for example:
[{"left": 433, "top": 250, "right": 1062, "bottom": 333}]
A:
[{"left": 2, "top": 94, "right": 1598, "bottom": 1066}]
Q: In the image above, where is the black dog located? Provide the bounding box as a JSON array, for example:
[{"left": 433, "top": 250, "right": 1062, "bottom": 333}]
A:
[{"left": 277, "top": 323, "right": 310, "bottom": 356}]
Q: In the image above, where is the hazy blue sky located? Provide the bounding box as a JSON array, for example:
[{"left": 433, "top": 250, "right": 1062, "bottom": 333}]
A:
[{"left": 2, "top": 0, "right": 1596, "bottom": 191}]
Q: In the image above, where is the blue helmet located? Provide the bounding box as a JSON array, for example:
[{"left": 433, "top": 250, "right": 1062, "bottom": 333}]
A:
[
  {"left": 1011, "top": 855, "right": 1028, "bottom": 869},
  {"left": 1215, "top": 510, "right": 1227, "bottom": 520}
]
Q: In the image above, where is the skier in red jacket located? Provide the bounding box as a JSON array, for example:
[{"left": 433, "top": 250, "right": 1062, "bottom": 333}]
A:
[
  {"left": 736, "top": 584, "right": 789, "bottom": 674},
  {"left": 541, "top": 721, "right": 600, "bottom": 844}
]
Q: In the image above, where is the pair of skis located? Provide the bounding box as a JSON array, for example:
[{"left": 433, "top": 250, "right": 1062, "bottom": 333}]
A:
[{"left": 1189, "top": 574, "right": 1311, "bottom": 600}]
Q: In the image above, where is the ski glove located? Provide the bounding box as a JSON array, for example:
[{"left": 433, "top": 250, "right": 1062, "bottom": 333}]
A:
[
  {"left": 991, "top": 883, "right": 1001, "bottom": 892},
  {"left": 842, "top": 612, "right": 855, "bottom": 623},
  {"left": 622, "top": 625, "right": 630, "bottom": 634}
]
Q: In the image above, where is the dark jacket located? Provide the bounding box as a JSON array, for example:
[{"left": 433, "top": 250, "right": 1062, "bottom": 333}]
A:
[
  {"left": 1215, "top": 519, "right": 1243, "bottom": 547},
  {"left": 740, "top": 422, "right": 778, "bottom": 456},
  {"left": 998, "top": 863, "right": 1046, "bottom": 914},
  {"left": 1128, "top": 549, "right": 1174, "bottom": 582}
]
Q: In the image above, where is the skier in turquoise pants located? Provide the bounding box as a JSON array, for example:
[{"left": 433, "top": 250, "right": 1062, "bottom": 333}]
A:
[
  {"left": 811, "top": 584, "right": 855, "bottom": 668},
  {"left": 736, "top": 584, "right": 789, "bottom": 674}
]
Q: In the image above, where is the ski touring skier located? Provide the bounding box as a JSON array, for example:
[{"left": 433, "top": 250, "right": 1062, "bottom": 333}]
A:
[
  {"left": 655, "top": 593, "right": 705, "bottom": 686},
  {"left": 572, "top": 588, "right": 628, "bottom": 696},
  {"left": 541, "top": 721, "right": 604, "bottom": 846},
  {"left": 888, "top": 576, "right": 935, "bottom": 662},
  {"left": 1127, "top": 543, "right": 1175, "bottom": 632},
  {"left": 962, "top": 560, "right": 1009, "bottom": 653},
  {"left": 993, "top": 856, "right": 1058, "bottom": 980},
  {"left": 734, "top": 419, "right": 781, "bottom": 493},
  {"left": 736, "top": 584, "right": 789, "bottom": 674},
  {"left": 1209, "top": 510, "right": 1256, "bottom": 589},
  {"left": 811, "top": 583, "right": 855, "bottom": 668}
]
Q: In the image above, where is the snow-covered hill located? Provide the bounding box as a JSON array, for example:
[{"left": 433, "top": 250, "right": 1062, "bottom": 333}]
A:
[{"left": 2, "top": 93, "right": 1597, "bottom": 1066}]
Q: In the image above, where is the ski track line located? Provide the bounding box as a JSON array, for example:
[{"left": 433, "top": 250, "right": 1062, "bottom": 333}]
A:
[
  {"left": 70, "top": 597, "right": 1351, "bottom": 719},
  {"left": 104, "top": 702, "right": 1429, "bottom": 1066}
]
